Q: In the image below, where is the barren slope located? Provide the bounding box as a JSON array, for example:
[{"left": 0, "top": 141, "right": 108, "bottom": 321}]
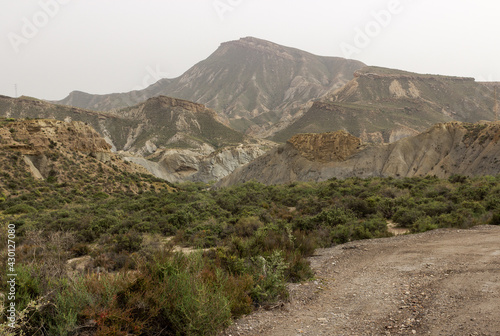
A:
[
  {"left": 221, "top": 225, "right": 500, "bottom": 336},
  {"left": 218, "top": 121, "right": 500, "bottom": 186}
]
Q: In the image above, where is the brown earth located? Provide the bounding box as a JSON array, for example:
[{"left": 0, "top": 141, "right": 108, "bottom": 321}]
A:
[{"left": 221, "top": 226, "right": 500, "bottom": 336}]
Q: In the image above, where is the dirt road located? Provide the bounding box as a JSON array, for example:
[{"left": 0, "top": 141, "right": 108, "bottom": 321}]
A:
[{"left": 221, "top": 226, "right": 500, "bottom": 336}]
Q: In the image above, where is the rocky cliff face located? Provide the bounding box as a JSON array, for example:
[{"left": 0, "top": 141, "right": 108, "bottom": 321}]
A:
[
  {"left": 217, "top": 122, "right": 500, "bottom": 186},
  {"left": 108, "top": 95, "right": 246, "bottom": 154},
  {"left": 274, "top": 66, "right": 497, "bottom": 143},
  {"left": 123, "top": 143, "right": 270, "bottom": 183},
  {"left": 0, "top": 95, "right": 245, "bottom": 154},
  {"left": 287, "top": 131, "right": 361, "bottom": 162}
]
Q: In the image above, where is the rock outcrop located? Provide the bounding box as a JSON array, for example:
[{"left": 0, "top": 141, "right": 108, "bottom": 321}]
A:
[
  {"left": 217, "top": 122, "right": 500, "bottom": 186},
  {"left": 0, "top": 118, "right": 160, "bottom": 195},
  {"left": 0, "top": 118, "right": 111, "bottom": 156},
  {"left": 123, "top": 143, "right": 270, "bottom": 183},
  {"left": 287, "top": 131, "right": 361, "bottom": 162},
  {"left": 0, "top": 96, "right": 269, "bottom": 183}
]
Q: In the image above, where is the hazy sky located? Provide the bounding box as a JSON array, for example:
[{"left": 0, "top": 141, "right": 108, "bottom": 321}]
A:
[{"left": 1, "top": 0, "right": 499, "bottom": 100}]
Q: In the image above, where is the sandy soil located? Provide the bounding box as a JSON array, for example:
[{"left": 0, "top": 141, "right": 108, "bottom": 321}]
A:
[{"left": 221, "top": 226, "right": 500, "bottom": 336}]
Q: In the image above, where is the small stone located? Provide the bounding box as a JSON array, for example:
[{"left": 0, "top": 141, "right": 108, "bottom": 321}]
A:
[{"left": 412, "top": 330, "right": 417, "bottom": 334}]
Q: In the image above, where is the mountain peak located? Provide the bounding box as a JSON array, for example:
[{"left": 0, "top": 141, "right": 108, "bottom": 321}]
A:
[
  {"left": 218, "top": 36, "right": 299, "bottom": 60},
  {"left": 224, "top": 36, "right": 279, "bottom": 47}
]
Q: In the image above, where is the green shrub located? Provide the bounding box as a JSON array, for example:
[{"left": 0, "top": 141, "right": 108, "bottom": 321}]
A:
[
  {"left": 250, "top": 250, "right": 288, "bottom": 305},
  {"left": 112, "top": 232, "right": 143, "bottom": 253},
  {"left": 490, "top": 211, "right": 500, "bottom": 225},
  {"left": 234, "top": 216, "right": 263, "bottom": 237},
  {"left": 71, "top": 243, "right": 90, "bottom": 257},
  {"left": 418, "top": 200, "right": 453, "bottom": 216},
  {"left": 392, "top": 208, "right": 425, "bottom": 228},
  {"left": 412, "top": 216, "right": 438, "bottom": 232},
  {"left": 4, "top": 203, "right": 36, "bottom": 214},
  {"left": 145, "top": 252, "right": 232, "bottom": 335}
]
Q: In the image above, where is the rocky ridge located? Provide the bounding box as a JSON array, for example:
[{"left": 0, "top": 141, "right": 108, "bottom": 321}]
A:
[
  {"left": 0, "top": 118, "right": 111, "bottom": 156},
  {"left": 273, "top": 66, "right": 497, "bottom": 143},
  {"left": 122, "top": 143, "right": 270, "bottom": 183}
]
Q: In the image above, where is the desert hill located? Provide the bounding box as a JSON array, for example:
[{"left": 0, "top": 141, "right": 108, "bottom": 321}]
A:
[
  {"left": 218, "top": 121, "right": 500, "bottom": 186},
  {"left": 0, "top": 96, "right": 273, "bottom": 183},
  {"left": 273, "top": 66, "right": 498, "bottom": 143}
]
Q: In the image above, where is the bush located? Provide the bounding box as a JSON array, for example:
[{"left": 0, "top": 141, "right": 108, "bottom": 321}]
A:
[
  {"left": 412, "top": 216, "right": 438, "bottom": 233},
  {"left": 71, "top": 243, "right": 90, "bottom": 257},
  {"left": 250, "top": 250, "right": 288, "bottom": 305},
  {"left": 490, "top": 211, "right": 500, "bottom": 225},
  {"left": 112, "top": 232, "right": 143, "bottom": 253},
  {"left": 4, "top": 203, "right": 36, "bottom": 214},
  {"left": 392, "top": 208, "right": 425, "bottom": 228},
  {"left": 234, "top": 216, "right": 263, "bottom": 237},
  {"left": 143, "top": 252, "right": 233, "bottom": 335}
]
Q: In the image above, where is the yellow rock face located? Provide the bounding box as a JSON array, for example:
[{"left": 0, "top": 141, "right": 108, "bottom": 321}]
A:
[{"left": 286, "top": 131, "right": 361, "bottom": 162}]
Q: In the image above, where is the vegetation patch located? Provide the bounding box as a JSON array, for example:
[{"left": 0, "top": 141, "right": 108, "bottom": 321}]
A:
[{"left": 1, "top": 174, "right": 499, "bottom": 335}]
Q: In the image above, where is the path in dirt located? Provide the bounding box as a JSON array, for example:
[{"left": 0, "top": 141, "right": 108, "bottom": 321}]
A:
[{"left": 221, "top": 226, "right": 500, "bottom": 336}]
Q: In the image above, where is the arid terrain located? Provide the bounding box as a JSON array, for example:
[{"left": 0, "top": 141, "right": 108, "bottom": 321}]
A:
[{"left": 221, "top": 226, "right": 500, "bottom": 336}]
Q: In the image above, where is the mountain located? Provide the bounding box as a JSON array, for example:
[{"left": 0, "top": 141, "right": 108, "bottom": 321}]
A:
[
  {"left": 56, "top": 37, "right": 366, "bottom": 134},
  {"left": 0, "top": 95, "right": 273, "bottom": 183},
  {"left": 217, "top": 121, "right": 500, "bottom": 186},
  {"left": 273, "top": 67, "right": 498, "bottom": 143},
  {"left": 0, "top": 117, "right": 173, "bottom": 196}
]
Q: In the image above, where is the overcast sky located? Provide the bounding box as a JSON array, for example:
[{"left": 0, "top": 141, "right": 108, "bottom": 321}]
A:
[{"left": 1, "top": 0, "right": 499, "bottom": 100}]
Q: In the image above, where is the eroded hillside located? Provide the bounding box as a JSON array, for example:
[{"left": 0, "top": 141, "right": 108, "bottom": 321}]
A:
[
  {"left": 0, "top": 118, "right": 172, "bottom": 196},
  {"left": 274, "top": 66, "right": 498, "bottom": 143},
  {"left": 218, "top": 121, "right": 500, "bottom": 186},
  {"left": 0, "top": 96, "right": 274, "bottom": 183}
]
